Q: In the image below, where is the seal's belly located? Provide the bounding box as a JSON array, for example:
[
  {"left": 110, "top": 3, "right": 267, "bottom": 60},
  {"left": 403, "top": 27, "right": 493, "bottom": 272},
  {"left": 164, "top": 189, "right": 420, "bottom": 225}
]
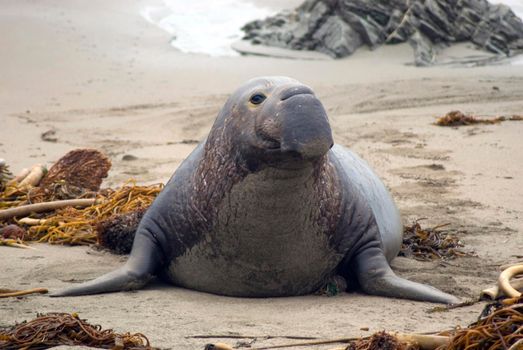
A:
[
  {"left": 164, "top": 169, "right": 343, "bottom": 296},
  {"left": 165, "top": 225, "right": 341, "bottom": 297}
]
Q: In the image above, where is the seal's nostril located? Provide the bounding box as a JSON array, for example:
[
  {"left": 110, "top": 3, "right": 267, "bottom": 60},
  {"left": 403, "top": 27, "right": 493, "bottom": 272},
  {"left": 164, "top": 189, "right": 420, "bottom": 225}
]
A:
[{"left": 281, "top": 86, "right": 314, "bottom": 101}]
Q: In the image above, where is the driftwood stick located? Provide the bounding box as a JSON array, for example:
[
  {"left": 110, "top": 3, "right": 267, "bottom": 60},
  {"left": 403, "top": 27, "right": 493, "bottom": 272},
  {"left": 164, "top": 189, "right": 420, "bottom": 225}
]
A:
[
  {"left": 204, "top": 333, "right": 450, "bottom": 350},
  {"left": 394, "top": 333, "right": 450, "bottom": 349},
  {"left": 0, "top": 198, "right": 97, "bottom": 220},
  {"left": 205, "top": 337, "right": 357, "bottom": 350},
  {"left": 249, "top": 337, "right": 357, "bottom": 349},
  {"left": 190, "top": 335, "right": 318, "bottom": 340},
  {"left": 0, "top": 288, "right": 48, "bottom": 298}
]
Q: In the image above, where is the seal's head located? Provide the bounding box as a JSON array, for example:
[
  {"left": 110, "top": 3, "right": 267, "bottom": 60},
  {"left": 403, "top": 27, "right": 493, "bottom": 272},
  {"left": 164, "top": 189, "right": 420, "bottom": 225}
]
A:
[{"left": 207, "top": 76, "right": 333, "bottom": 171}]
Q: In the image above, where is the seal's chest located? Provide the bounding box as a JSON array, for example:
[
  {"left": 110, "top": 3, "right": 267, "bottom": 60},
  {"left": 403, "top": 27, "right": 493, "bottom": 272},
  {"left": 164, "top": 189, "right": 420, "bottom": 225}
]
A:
[
  {"left": 166, "top": 170, "right": 342, "bottom": 296},
  {"left": 212, "top": 170, "right": 330, "bottom": 261}
]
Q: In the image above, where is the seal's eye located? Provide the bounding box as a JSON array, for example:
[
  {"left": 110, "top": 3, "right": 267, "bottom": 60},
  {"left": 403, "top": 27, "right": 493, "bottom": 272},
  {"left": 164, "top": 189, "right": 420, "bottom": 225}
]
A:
[{"left": 250, "top": 93, "right": 266, "bottom": 105}]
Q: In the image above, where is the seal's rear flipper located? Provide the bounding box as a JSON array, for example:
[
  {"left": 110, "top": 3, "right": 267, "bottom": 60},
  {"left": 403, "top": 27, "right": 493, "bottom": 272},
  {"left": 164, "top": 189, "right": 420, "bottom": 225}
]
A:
[
  {"left": 352, "top": 246, "right": 459, "bottom": 304},
  {"left": 51, "top": 233, "right": 162, "bottom": 297}
]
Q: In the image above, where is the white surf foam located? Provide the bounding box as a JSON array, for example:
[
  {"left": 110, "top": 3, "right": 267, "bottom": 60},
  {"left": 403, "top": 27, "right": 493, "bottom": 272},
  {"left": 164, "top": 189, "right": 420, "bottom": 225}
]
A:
[{"left": 141, "top": 0, "right": 274, "bottom": 56}]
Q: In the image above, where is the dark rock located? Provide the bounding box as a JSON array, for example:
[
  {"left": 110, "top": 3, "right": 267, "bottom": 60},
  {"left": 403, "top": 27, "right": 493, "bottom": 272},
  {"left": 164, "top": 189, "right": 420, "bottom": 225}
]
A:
[
  {"left": 384, "top": 9, "right": 406, "bottom": 39},
  {"left": 41, "top": 129, "right": 58, "bottom": 143},
  {"left": 122, "top": 154, "right": 138, "bottom": 161},
  {"left": 339, "top": 11, "right": 384, "bottom": 48},
  {"left": 240, "top": 0, "right": 523, "bottom": 65},
  {"left": 313, "top": 15, "right": 363, "bottom": 56},
  {"left": 409, "top": 31, "right": 436, "bottom": 66}
]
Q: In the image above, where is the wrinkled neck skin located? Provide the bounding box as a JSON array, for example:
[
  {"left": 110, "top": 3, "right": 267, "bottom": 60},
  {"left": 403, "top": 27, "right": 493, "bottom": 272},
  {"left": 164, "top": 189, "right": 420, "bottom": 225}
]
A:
[
  {"left": 192, "top": 137, "right": 337, "bottom": 231},
  {"left": 228, "top": 161, "right": 319, "bottom": 219},
  {"left": 176, "top": 149, "right": 343, "bottom": 296},
  {"left": 191, "top": 116, "right": 342, "bottom": 232}
]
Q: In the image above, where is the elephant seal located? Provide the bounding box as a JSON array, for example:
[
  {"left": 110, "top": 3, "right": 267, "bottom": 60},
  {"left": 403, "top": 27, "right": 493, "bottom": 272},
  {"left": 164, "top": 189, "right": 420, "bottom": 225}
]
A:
[{"left": 52, "top": 77, "right": 458, "bottom": 304}]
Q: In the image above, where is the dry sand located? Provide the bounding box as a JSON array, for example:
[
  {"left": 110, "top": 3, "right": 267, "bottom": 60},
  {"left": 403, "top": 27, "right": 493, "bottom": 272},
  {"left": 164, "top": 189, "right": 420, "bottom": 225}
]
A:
[{"left": 1, "top": 0, "right": 523, "bottom": 349}]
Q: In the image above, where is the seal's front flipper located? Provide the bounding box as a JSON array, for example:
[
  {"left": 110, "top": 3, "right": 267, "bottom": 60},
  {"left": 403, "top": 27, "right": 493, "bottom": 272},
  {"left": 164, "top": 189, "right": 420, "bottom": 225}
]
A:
[
  {"left": 352, "top": 246, "right": 459, "bottom": 304},
  {"left": 50, "top": 266, "right": 153, "bottom": 296},
  {"left": 51, "top": 233, "right": 162, "bottom": 297}
]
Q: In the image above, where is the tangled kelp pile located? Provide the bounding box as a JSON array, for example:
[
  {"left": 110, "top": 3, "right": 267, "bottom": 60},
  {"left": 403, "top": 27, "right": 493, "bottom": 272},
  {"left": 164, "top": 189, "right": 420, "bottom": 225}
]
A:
[
  {"left": 0, "top": 149, "right": 162, "bottom": 250},
  {"left": 439, "top": 296, "right": 523, "bottom": 349},
  {"left": 0, "top": 312, "right": 152, "bottom": 349},
  {"left": 345, "top": 332, "right": 415, "bottom": 350},
  {"left": 435, "top": 110, "right": 523, "bottom": 127},
  {"left": 400, "top": 220, "right": 475, "bottom": 261},
  {"left": 0, "top": 159, "right": 13, "bottom": 192},
  {"left": 24, "top": 184, "right": 162, "bottom": 246},
  {"left": 39, "top": 149, "right": 111, "bottom": 192},
  {"left": 96, "top": 207, "right": 148, "bottom": 254}
]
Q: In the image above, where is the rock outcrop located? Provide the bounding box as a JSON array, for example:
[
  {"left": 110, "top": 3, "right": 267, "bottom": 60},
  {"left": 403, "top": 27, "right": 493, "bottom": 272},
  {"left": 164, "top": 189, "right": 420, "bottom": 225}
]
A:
[{"left": 241, "top": 0, "right": 523, "bottom": 65}]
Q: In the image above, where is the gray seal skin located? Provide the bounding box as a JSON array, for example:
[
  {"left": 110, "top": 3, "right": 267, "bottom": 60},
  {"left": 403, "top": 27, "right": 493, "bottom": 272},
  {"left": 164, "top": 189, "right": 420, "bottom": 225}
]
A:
[{"left": 52, "top": 76, "right": 458, "bottom": 304}]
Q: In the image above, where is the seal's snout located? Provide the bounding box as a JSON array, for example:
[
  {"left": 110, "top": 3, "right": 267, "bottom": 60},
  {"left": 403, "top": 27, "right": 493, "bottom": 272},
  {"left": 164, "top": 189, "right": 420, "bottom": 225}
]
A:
[
  {"left": 248, "top": 79, "right": 333, "bottom": 165},
  {"left": 280, "top": 86, "right": 314, "bottom": 101},
  {"left": 278, "top": 90, "right": 333, "bottom": 160}
]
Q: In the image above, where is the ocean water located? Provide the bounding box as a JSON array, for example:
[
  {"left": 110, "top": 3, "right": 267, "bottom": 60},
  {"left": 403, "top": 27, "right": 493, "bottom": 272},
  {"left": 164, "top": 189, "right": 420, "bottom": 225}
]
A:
[
  {"left": 142, "top": 0, "right": 523, "bottom": 61},
  {"left": 141, "top": 0, "right": 274, "bottom": 56}
]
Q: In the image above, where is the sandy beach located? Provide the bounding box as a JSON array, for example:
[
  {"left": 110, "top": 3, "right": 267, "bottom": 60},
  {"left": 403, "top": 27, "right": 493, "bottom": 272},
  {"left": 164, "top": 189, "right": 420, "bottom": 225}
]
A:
[{"left": 1, "top": 0, "right": 523, "bottom": 349}]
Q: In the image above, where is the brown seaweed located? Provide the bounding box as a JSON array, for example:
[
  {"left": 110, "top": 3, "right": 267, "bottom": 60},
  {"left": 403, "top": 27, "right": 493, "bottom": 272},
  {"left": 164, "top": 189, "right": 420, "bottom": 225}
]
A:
[
  {"left": 39, "top": 148, "right": 111, "bottom": 192},
  {"left": 401, "top": 220, "right": 475, "bottom": 261},
  {"left": 0, "top": 312, "right": 152, "bottom": 349},
  {"left": 435, "top": 110, "right": 523, "bottom": 127},
  {"left": 96, "top": 208, "right": 147, "bottom": 254},
  {"left": 437, "top": 296, "right": 523, "bottom": 349}
]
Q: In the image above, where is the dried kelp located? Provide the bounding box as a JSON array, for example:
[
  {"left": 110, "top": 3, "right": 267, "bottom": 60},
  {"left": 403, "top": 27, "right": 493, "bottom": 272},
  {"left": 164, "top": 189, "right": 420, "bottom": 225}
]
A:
[
  {"left": 0, "top": 185, "right": 29, "bottom": 210},
  {"left": 1, "top": 149, "right": 108, "bottom": 206},
  {"left": 39, "top": 149, "right": 111, "bottom": 191},
  {"left": 28, "top": 181, "right": 96, "bottom": 203},
  {"left": 0, "top": 159, "right": 13, "bottom": 192},
  {"left": 0, "top": 224, "right": 30, "bottom": 248},
  {"left": 0, "top": 152, "right": 161, "bottom": 247},
  {"left": 346, "top": 332, "right": 414, "bottom": 350},
  {"left": 435, "top": 110, "right": 523, "bottom": 127},
  {"left": 401, "top": 220, "right": 474, "bottom": 261},
  {"left": 0, "top": 312, "right": 151, "bottom": 349},
  {"left": 437, "top": 296, "right": 523, "bottom": 349},
  {"left": 96, "top": 207, "right": 147, "bottom": 254},
  {"left": 0, "top": 238, "right": 32, "bottom": 249},
  {"left": 1, "top": 224, "right": 25, "bottom": 240},
  {"left": 26, "top": 183, "right": 162, "bottom": 245}
]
